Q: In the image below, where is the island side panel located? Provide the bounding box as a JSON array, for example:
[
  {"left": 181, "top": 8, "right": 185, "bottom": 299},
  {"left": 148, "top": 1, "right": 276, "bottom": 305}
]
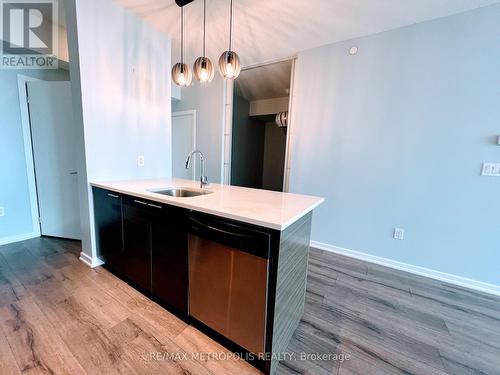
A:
[{"left": 270, "top": 212, "right": 312, "bottom": 374}]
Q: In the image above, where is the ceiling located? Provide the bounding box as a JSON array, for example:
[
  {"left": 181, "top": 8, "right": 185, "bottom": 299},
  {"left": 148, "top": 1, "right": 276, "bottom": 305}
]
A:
[
  {"left": 113, "top": 0, "right": 497, "bottom": 68},
  {"left": 236, "top": 60, "right": 292, "bottom": 101}
]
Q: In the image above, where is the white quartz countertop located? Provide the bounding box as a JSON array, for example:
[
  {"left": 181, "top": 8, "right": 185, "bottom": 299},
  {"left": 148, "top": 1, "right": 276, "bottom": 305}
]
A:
[{"left": 91, "top": 179, "right": 324, "bottom": 231}]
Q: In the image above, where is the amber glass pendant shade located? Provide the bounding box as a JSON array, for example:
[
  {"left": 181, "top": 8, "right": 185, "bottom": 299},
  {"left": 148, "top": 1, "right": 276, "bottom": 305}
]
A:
[
  {"left": 172, "top": 62, "right": 193, "bottom": 86},
  {"left": 193, "top": 57, "right": 214, "bottom": 83},
  {"left": 219, "top": 0, "right": 241, "bottom": 79},
  {"left": 218, "top": 50, "right": 241, "bottom": 79},
  {"left": 193, "top": 0, "right": 214, "bottom": 83}
]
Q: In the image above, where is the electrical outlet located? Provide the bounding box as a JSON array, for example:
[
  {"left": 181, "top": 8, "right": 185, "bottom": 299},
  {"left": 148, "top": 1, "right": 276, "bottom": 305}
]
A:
[
  {"left": 393, "top": 228, "right": 404, "bottom": 240},
  {"left": 0, "top": 207, "right": 4, "bottom": 217},
  {"left": 495, "top": 164, "right": 500, "bottom": 176},
  {"left": 481, "top": 163, "right": 500, "bottom": 177},
  {"left": 137, "top": 155, "right": 145, "bottom": 167},
  {"left": 482, "top": 163, "right": 492, "bottom": 176}
]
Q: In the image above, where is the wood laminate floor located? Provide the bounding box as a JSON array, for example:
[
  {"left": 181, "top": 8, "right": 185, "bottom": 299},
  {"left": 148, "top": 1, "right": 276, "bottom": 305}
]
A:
[{"left": 0, "top": 237, "right": 499, "bottom": 375}]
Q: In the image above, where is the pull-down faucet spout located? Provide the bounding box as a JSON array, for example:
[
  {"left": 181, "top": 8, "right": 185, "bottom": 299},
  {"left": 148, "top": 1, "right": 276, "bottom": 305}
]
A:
[{"left": 185, "top": 150, "right": 209, "bottom": 189}]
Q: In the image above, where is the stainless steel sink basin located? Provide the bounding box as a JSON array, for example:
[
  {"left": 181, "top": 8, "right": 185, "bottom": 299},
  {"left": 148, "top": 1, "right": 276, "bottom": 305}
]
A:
[{"left": 148, "top": 187, "right": 213, "bottom": 198}]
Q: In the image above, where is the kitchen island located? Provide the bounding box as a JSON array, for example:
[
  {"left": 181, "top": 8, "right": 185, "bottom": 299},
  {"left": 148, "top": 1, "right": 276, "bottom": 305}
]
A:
[{"left": 91, "top": 179, "right": 324, "bottom": 374}]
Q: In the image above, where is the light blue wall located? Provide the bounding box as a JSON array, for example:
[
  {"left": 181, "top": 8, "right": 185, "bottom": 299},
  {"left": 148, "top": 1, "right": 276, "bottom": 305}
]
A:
[
  {"left": 290, "top": 5, "right": 500, "bottom": 285},
  {"left": 0, "top": 69, "right": 69, "bottom": 240},
  {"left": 66, "top": 0, "right": 172, "bottom": 259},
  {"left": 172, "top": 75, "right": 226, "bottom": 183}
]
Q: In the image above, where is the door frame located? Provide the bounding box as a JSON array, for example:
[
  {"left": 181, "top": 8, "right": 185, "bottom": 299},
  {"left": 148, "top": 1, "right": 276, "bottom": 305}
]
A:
[
  {"left": 172, "top": 110, "right": 197, "bottom": 180},
  {"left": 222, "top": 56, "right": 297, "bottom": 191},
  {"left": 17, "top": 74, "right": 42, "bottom": 239},
  {"left": 282, "top": 58, "right": 297, "bottom": 192}
]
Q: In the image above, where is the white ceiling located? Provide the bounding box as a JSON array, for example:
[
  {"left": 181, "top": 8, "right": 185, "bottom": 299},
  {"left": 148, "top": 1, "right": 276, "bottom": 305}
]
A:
[
  {"left": 236, "top": 60, "right": 292, "bottom": 101},
  {"left": 114, "top": 0, "right": 498, "bottom": 68}
]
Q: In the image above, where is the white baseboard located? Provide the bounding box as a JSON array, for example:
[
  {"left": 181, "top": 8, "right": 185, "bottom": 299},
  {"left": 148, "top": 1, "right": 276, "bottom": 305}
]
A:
[
  {"left": 79, "top": 251, "right": 104, "bottom": 268},
  {"left": 311, "top": 240, "right": 500, "bottom": 297},
  {"left": 0, "top": 232, "right": 39, "bottom": 246}
]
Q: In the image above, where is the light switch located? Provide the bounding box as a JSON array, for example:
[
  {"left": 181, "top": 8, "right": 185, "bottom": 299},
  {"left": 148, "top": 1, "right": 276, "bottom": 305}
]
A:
[
  {"left": 137, "top": 155, "right": 145, "bottom": 167},
  {"left": 481, "top": 163, "right": 500, "bottom": 177},
  {"left": 482, "top": 163, "right": 492, "bottom": 176},
  {"left": 393, "top": 228, "right": 404, "bottom": 240}
]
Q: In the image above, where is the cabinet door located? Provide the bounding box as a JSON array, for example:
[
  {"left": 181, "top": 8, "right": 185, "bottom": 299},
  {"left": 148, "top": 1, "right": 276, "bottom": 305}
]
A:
[
  {"left": 122, "top": 198, "right": 152, "bottom": 291},
  {"left": 151, "top": 205, "right": 188, "bottom": 313},
  {"left": 93, "top": 187, "right": 123, "bottom": 272}
]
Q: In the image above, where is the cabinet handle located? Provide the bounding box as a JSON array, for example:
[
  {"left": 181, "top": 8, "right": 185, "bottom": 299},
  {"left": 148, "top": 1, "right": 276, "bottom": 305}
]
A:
[
  {"left": 133, "top": 200, "right": 148, "bottom": 205},
  {"left": 107, "top": 193, "right": 119, "bottom": 198},
  {"left": 148, "top": 203, "right": 162, "bottom": 209}
]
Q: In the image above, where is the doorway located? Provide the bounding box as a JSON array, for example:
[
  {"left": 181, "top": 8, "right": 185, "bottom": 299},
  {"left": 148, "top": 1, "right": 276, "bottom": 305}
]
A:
[
  {"left": 229, "top": 59, "right": 294, "bottom": 192},
  {"left": 18, "top": 77, "right": 80, "bottom": 240}
]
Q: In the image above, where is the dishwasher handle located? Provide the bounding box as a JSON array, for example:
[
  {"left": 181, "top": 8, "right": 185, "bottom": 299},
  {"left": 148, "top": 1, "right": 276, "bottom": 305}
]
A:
[
  {"left": 188, "top": 216, "right": 260, "bottom": 239},
  {"left": 188, "top": 215, "right": 271, "bottom": 259}
]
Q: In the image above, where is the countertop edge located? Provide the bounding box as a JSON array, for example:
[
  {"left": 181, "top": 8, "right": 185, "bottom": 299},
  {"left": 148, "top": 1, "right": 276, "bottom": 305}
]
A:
[
  {"left": 279, "top": 197, "right": 325, "bottom": 230},
  {"left": 90, "top": 182, "right": 323, "bottom": 231}
]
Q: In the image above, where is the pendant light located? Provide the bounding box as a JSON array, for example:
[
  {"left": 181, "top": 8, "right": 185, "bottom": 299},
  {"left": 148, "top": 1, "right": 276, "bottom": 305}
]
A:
[
  {"left": 193, "top": 0, "right": 214, "bottom": 83},
  {"left": 172, "top": 7, "right": 192, "bottom": 87},
  {"left": 275, "top": 111, "right": 288, "bottom": 128},
  {"left": 218, "top": 0, "right": 241, "bottom": 79}
]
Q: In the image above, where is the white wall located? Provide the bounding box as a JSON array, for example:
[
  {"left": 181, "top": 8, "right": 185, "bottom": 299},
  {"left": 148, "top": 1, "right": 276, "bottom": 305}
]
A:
[
  {"left": 172, "top": 75, "right": 226, "bottom": 183},
  {"left": 249, "top": 97, "right": 289, "bottom": 116},
  {"left": 0, "top": 5, "right": 70, "bottom": 245},
  {"left": 66, "top": 0, "right": 172, "bottom": 262},
  {"left": 57, "top": 24, "right": 69, "bottom": 64},
  {"left": 0, "top": 69, "right": 69, "bottom": 243},
  {"left": 289, "top": 5, "right": 500, "bottom": 286}
]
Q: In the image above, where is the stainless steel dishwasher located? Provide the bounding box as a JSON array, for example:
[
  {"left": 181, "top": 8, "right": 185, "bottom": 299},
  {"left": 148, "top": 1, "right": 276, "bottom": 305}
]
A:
[{"left": 188, "top": 212, "right": 271, "bottom": 355}]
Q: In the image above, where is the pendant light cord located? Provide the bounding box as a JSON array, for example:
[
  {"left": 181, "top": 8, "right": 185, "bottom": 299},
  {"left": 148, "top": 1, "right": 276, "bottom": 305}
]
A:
[
  {"left": 229, "top": 0, "right": 233, "bottom": 51},
  {"left": 203, "top": 0, "right": 206, "bottom": 56},
  {"left": 180, "top": 7, "right": 184, "bottom": 64}
]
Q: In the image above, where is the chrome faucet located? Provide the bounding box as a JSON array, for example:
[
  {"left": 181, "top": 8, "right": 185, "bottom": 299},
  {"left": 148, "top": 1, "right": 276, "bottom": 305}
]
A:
[{"left": 185, "top": 150, "right": 209, "bottom": 189}]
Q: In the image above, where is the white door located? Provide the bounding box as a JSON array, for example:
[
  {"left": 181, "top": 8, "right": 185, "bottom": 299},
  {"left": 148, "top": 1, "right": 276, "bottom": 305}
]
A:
[
  {"left": 27, "top": 81, "right": 81, "bottom": 240},
  {"left": 172, "top": 110, "right": 196, "bottom": 180}
]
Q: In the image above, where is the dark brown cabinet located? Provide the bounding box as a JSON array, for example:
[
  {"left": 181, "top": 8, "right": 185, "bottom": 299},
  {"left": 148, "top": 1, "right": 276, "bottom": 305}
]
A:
[
  {"left": 92, "top": 187, "right": 123, "bottom": 274},
  {"left": 93, "top": 187, "right": 312, "bottom": 375},
  {"left": 122, "top": 197, "right": 153, "bottom": 292},
  {"left": 151, "top": 205, "right": 188, "bottom": 313},
  {"left": 94, "top": 190, "right": 188, "bottom": 314}
]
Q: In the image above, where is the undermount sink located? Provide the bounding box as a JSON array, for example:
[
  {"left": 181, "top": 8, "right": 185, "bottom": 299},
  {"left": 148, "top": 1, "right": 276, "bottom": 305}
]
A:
[{"left": 148, "top": 187, "right": 213, "bottom": 198}]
